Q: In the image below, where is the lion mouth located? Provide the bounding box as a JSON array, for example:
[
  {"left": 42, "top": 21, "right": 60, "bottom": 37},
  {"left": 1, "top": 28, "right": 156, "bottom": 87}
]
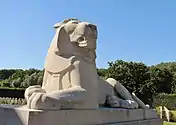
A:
[{"left": 77, "top": 36, "right": 96, "bottom": 50}]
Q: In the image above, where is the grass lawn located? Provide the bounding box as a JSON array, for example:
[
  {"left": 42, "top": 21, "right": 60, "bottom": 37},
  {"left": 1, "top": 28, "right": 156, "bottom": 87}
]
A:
[{"left": 164, "top": 121, "right": 176, "bottom": 125}]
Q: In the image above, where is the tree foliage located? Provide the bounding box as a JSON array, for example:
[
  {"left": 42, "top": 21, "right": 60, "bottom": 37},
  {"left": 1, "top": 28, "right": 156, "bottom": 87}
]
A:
[
  {"left": 0, "top": 69, "right": 44, "bottom": 88},
  {"left": 97, "top": 60, "right": 176, "bottom": 105},
  {"left": 0, "top": 61, "right": 176, "bottom": 105}
]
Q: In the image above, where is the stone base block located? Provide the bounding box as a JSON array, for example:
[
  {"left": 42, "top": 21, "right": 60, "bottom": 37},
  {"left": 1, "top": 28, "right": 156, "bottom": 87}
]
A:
[{"left": 0, "top": 105, "right": 162, "bottom": 125}]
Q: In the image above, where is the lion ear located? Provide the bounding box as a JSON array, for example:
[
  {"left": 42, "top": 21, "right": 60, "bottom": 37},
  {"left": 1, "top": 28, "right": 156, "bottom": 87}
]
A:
[
  {"left": 47, "top": 26, "right": 70, "bottom": 55},
  {"left": 53, "top": 23, "right": 62, "bottom": 28},
  {"left": 56, "top": 26, "right": 70, "bottom": 53},
  {"left": 44, "top": 26, "right": 72, "bottom": 73}
]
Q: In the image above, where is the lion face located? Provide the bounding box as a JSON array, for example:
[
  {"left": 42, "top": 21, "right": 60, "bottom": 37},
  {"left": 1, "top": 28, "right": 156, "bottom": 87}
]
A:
[{"left": 55, "top": 19, "right": 98, "bottom": 50}]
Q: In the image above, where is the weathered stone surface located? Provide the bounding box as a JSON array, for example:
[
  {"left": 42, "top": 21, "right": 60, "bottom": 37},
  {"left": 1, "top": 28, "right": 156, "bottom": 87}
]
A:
[
  {"left": 24, "top": 18, "right": 146, "bottom": 110},
  {"left": 0, "top": 105, "right": 162, "bottom": 125},
  {"left": 12, "top": 18, "right": 162, "bottom": 124},
  {"left": 107, "top": 119, "right": 162, "bottom": 125}
]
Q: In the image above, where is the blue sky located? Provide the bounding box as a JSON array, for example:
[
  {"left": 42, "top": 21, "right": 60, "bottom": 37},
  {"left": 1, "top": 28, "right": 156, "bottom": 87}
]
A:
[{"left": 0, "top": 0, "right": 176, "bottom": 69}]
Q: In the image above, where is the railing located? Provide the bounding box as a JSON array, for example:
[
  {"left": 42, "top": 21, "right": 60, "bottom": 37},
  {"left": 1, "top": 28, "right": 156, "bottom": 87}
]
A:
[{"left": 0, "top": 97, "right": 26, "bottom": 105}]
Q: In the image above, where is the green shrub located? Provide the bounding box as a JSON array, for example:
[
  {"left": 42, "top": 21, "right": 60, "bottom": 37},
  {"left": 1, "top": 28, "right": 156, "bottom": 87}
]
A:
[
  {"left": 156, "top": 106, "right": 161, "bottom": 115},
  {"left": 156, "top": 106, "right": 176, "bottom": 122},
  {"left": 164, "top": 121, "right": 176, "bottom": 125},
  {"left": 170, "top": 110, "right": 176, "bottom": 122},
  {"left": 153, "top": 93, "right": 176, "bottom": 110}
]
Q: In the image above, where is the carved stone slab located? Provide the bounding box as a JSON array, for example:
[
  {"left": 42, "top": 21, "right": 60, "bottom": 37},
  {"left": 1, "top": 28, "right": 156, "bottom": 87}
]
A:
[{"left": 0, "top": 105, "right": 162, "bottom": 125}]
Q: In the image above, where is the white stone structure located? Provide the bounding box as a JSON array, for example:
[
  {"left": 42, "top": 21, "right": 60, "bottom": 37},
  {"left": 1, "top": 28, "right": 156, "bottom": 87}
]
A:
[
  {"left": 0, "top": 18, "right": 162, "bottom": 125},
  {"left": 0, "top": 105, "right": 162, "bottom": 125},
  {"left": 24, "top": 19, "right": 147, "bottom": 110}
]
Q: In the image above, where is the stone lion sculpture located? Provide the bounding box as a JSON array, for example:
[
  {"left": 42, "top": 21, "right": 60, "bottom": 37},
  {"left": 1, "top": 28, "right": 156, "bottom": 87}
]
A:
[{"left": 25, "top": 18, "right": 148, "bottom": 110}]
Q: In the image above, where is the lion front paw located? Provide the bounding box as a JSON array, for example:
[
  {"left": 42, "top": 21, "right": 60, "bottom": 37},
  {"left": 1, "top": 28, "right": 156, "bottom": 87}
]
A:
[
  {"left": 25, "top": 85, "right": 46, "bottom": 101},
  {"left": 25, "top": 85, "right": 47, "bottom": 109},
  {"left": 27, "top": 92, "right": 45, "bottom": 109}
]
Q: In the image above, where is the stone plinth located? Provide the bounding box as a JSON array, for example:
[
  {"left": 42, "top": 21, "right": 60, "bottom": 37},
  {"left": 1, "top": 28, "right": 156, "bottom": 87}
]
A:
[{"left": 0, "top": 105, "right": 162, "bottom": 125}]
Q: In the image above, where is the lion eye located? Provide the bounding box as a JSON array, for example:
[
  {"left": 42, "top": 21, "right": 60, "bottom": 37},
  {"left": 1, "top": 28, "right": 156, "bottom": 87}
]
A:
[{"left": 72, "top": 21, "right": 78, "bottom": 24}]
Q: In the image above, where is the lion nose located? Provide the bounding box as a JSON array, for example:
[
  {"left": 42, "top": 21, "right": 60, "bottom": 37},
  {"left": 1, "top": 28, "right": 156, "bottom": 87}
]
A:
[
  {"left": 88, "top": 24, "right": 97, "bottom": 31},
  {"left": 87, "top": 24, "right": 97, "bottom": 38}
]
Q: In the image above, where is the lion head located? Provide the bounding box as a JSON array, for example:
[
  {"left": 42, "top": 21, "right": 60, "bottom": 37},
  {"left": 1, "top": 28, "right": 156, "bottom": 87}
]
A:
[
  {"left": 45, "top": 18, "right": 98, "bottom": 73},
  {"left": 54, "top": 18, "right": 97, "bottom": 51}
]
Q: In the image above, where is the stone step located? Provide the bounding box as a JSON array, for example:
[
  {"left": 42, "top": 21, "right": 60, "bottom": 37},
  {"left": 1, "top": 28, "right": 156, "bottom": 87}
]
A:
[{"left": 0, "top": 105, "right": 162, "bottom": 125}]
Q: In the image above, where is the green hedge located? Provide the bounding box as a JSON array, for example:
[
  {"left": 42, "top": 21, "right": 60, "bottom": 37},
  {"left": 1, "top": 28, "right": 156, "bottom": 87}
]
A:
[
  {"left": 170, "top": 110, "right": 176, "bottom": 122},
  {"left": 164, "top": 121, "right": 176, "bottom": 125},
  {"left": 153, "top": 93, "right": 176, "bottom": 110},
  {"left": 0, "top": 87, "right": 25, "bottom": 90},
  {"left": 0, "top": 88, "right": 25, "bottom": 98}
]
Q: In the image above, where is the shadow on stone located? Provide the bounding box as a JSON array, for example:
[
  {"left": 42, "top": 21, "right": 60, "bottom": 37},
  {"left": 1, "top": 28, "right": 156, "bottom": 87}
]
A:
[{"left": 0, "top": 104, "right": 28, "bottom": 125}]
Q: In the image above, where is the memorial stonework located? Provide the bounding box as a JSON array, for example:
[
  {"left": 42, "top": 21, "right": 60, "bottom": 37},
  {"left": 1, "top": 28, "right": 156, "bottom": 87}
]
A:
[
  {"left": 25, "top": 18, "right": 145, "bottom": 110},
  {"left": 0, "top": 105, "right": 162, "bottom": 125},
  {"left": 0, "top": 18, "right": 162, "bottom": 125}
]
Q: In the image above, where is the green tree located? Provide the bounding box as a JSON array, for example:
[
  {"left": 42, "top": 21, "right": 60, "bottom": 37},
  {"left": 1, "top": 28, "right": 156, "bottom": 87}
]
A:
[
  {"left": 106, "top": 60, "right": 150, "bottom": 95},
  {"left": 0, "top": 79, "right": 10, "bottom": 87},
  {"left": 11, "top": 78, "right": 22, "bottom": 88},
  {"left": 25, "top": 68, "right": 40, "bottom": 76},
  {"left": 97, "top": 68, "right": 107, "bottom": 78},
  {"left": 0, "top": 69, "right": 16, "bottom": 80},
  {"left": 155, "top": 62, "right": 176, "bottom": 93},
  {"left": 37, "top": 71, "right": 44, "bottom": 85},
  {"left": 21, "top": 75, "right": 30, "bottom": 88},
  {"left": 27, "top": 72, "right": 38, "bottom": 86}
]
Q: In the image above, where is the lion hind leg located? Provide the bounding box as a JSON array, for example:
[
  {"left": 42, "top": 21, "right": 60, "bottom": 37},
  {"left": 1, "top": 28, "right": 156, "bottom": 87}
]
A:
[
  {"left": 106, "top": 95, "right": 137, "bottom": 109},
  {"left": 106, "top": 78, "right": 139, "bottom": 109}
]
